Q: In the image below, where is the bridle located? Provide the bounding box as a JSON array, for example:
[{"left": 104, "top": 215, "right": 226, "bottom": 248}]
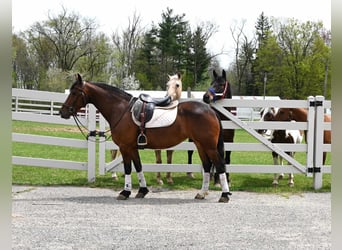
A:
[
  {"left": 61, "top": 85, "right": 108, "bottom": 141},
  {"left": 61, "top": 87, "right": 88, "bottom": 116},
  {"left": 208, "top": 80, "right": 229, "bottom": 102}
]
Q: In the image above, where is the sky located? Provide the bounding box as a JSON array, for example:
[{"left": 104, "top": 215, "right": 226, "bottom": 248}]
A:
[{"left": 12, "top": 0, "right": 331, "bottom": 68}]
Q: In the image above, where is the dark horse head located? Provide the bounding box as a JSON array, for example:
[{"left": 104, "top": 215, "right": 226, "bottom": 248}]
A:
[
  {"left": 203, "top": 69, "right": 232, "bottom": 104},
  {"left": 59, "top": 74, "right": 87, "bottom": 119}
]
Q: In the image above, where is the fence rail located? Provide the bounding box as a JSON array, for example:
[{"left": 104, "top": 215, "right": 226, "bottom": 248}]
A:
[{"left": 12, "top": 88, "right": 331, "bottom": 189}]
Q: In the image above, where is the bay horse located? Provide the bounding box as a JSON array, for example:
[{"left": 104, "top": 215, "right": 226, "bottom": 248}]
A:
[
  {"left": 259, "top": 107, "right": 303, "bottom": 186},
  {"left": 188, "top": 69, "right": 235, "bottom": 186},
  {"left": 60, "top": 74, "right": 231, "bottom": 202},
  {"left": 274, "top": 108, "right": 331, "bottom": 165}
]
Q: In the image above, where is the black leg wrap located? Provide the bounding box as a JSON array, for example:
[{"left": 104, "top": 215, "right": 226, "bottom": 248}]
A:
[
  {"left": 117, "top": 190, "right": 131, "bottom": 200},
  {"left": 135, "top": 187, "right": 149, "bottom": 198}
]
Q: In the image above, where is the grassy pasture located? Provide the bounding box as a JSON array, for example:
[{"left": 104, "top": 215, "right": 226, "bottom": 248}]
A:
[{"left": 12, "top": 120, "right": 331, "bottom": 193}]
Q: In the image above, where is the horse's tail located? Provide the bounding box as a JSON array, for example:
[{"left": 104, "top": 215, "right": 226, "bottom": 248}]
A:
[{"left": 216, "top": 112, "right": 225, "bottom": 161}]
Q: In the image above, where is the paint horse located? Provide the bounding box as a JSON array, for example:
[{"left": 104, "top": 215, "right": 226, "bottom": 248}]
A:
[
  {"left": 189, "top": 69, "right": 235, "bottom": 186},
  {"left": 274, "top": 107, "right": 331, "bottom": 165},
  {"left": 60, "top": 73, "right": 231, "bottom": 202},
  {"left": 259, "top": 107, "right": 303, "bottom": 186}
]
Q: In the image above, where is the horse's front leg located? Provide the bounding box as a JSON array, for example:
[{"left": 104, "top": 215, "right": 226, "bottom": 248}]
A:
[
  {"left": 117, "top": 157, "right": 133, "bottom": 200},
  {"left": 132, "top": 150, "right": 149, "bottom": 198}
]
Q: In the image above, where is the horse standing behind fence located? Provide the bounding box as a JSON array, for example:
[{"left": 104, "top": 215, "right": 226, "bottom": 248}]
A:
[
  {"left": 188, "top": 69, "right": 235, "bottom": 186},
  {"left": 60, "top": 73, "right": 231, "bottom": 202},
  {"left": 110, "top": 74, "right": 183, "bottom": 185},
  {"left": 259, "top": 107, "right": 303, "bottom": 186},
  {"left": 155, "top": 74, "right": 182, "bottom": 185},
  {"left": 274, "top": 108, "right": 331, "bottom": 164}
]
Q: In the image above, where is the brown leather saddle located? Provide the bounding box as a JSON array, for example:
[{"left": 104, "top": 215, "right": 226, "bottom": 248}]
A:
[{"left": 132, "top": 93, "right": 172, "bottom": 147}]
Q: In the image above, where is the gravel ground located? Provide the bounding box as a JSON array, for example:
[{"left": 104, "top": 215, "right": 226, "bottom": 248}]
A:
[{"left": 12, "top": 185, "right": 331, "bottom": 250}]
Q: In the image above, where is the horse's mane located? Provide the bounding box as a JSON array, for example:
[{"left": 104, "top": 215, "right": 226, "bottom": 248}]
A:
[{"left": 89, "top": 82, "right": 133, "bottom": 100}]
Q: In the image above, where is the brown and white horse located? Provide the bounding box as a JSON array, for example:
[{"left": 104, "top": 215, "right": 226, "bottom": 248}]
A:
[
  {"left": 274, "top": 108, "right": 331, "bottom": 165},
  {"left": 259, "top": 107, "right": 303, "bottom": 187}
]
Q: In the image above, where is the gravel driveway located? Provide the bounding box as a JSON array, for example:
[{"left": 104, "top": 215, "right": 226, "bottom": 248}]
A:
[{"left": 12, "top": 185, "right": 331, "bottom": 249}]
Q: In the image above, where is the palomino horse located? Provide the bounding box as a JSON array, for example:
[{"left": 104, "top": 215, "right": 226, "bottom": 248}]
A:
[
  {"left": 60, "top": 74, "right": 231, "bottom": 202},
  {"left": 155, "top": 73, "right": 182, "bottom": 185},
  {"left": 110, "top": 74, "right": 182, "bottom": 185},
  {"left": 190, "top": 69, "right": 235, "bottom": 186},
  {"left": 274, "top": 108, "right": 331, "bottom": 164},
  {"left": 259, "top": 107, "right": 303, "bottom": 186}
]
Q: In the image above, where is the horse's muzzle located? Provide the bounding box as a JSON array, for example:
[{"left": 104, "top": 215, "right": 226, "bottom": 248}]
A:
[
  {"left": 203, "top": 93, "right": 212, "bottom": 104},
  {"left": 59, "top": 108, "right": 72, "bottom": 119}
]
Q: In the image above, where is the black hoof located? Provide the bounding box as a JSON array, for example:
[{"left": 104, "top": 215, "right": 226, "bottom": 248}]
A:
[
  {"left": 218, "top": 192, "right": 231, "bottom": 203},
  {"left": 117, "top": 190, "right": 131, "bottom": 200},
  {"left": 135, "top": 187, "right": 149, "bottom": 198}
]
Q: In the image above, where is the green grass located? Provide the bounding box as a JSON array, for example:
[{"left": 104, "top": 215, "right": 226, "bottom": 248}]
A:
[{"left": 12, "top": 120, "right": 331, "bottom": 193}]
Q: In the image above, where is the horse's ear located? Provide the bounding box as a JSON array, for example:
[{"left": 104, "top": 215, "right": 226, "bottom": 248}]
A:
[
  {"left": 177, "top": 72, "right": 181, "bottom": 80},
  {"left": 75, "top": 73, "right": 83, "bottom": 83},
  {"left": 213, "top": 70, "right": 218, "bottom": 79},
  {"left": 222, "top": 69, "right": 226, "bottom": 79}
]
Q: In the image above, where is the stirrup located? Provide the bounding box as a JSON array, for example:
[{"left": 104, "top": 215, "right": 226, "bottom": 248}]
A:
[{"left": 137, "top": 133, "right": 147, "bottom": 146}]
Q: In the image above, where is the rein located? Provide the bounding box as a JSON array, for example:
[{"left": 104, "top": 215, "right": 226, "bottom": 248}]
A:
[
  {"left": 72, "top": 114, "right": 112, "bottom": 142},
  {"left": 72, "top": 96, "right": 136, "bottom": 143}
]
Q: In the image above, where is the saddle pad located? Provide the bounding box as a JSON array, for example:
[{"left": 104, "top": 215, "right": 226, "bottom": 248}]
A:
[{"left": 131, "top": 101, "right": 178, "bottom": 128}]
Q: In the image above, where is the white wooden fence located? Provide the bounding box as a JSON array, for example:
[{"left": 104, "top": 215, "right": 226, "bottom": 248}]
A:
[{"left": 12, "top": 88, "right": 331, "bottom": 189}]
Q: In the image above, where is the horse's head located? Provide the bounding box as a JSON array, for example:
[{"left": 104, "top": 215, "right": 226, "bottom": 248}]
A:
[
  {"left": 203, "top": 69, "right": 232, "bottom": 104},
  {"left": 258, "top": 107, "right": 278, "bottom": 135},
  {"left": 60, "top": 74, "right": 88, "bottom": 119},
  {"left": 274, "top": 108, "right": 293, "bottom": 122},
  {"left": 166, "top": 73, "right": 182, "bottom": 101}
]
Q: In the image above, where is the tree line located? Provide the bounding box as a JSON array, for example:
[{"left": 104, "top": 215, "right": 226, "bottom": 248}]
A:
[{"left": 12, "top": 7, "right": 331, "bottom": 99}]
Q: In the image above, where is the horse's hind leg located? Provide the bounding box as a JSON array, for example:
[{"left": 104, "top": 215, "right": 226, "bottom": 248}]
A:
[
  {"left": 213, "top": 150, "right": 231, "bottom": 187},
  {"left": 272, "top": 152, "right": 279, "bottom": 186},
  {"left": 287, "top": 152, "right": 294, "bottom": 187},
  {"left": 166, "top": 150, "right": 174, "bottom": 184},
  {"left": 194, "top": 146, "right": 211, "bottom": 200},
  {"left": 186, "top": 139, "right": 195, "bottom": 179},
  {"left": 155, "top": 150, "right": 164, "bottom": 185},
  {"left": 195, "top": 146, "right": 230, "bottom": 203},
  {"left": 110, "top": 149, "right": 121, "bottom": 180}
]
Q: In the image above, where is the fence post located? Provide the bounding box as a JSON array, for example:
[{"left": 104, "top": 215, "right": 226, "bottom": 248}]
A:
[
  {"left": 98, "top": 114, "right": 106, "bottom": 175},
  {"left": 87, "top": 104, "right": 96, "bottom": 182},
  {"left": 306, "top": 96, "right": 315, "bottom": 177},
  {"left": 313, "top": 96, "right": 324, "bottom": 189}
]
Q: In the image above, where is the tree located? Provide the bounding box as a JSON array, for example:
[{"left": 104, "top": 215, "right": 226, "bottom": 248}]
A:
[
  {"left": 26, "top": 7, "right": 98, "bottom": 71},
  {"left": 75, "top": 32, "right": 111, "bottom": 81},
  {"left": 253, "top": 17, "right": 331, "bottom": 99},
  {"left": 111, "top": 11, "right": 144, "bottom": 87},
  {"left": 255, "top": 12, "right": 272, "bottom": 47},
  {"left": 12, "top": 33, "right": 38, "bottom": 89},
  {"left": 230, "top": 20, "right": 255, "bottom": 95},
  {"left": 156, "top": 8, "right": 189, "bottom": 86},
  {"left": 185, "top": 22, "right": 217, "bottom": 89},
  {"left": 277, "top": 19, "right": 328, "bottom": 99}
]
